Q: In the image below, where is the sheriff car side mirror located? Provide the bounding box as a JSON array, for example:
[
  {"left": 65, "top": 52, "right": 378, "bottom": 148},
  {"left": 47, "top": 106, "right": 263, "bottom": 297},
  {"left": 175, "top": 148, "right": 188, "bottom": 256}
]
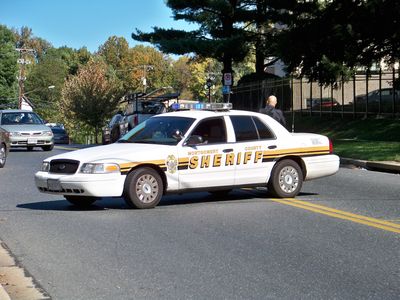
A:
[{"left": 185, "top": 135, "right": 204, "bottom": 146}]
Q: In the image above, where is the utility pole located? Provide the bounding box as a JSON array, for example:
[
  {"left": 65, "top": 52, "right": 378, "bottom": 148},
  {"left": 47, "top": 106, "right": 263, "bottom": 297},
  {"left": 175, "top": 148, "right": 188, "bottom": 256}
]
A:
[
  {"left": 140, "top": 64, "right": 154, "bottom": 93},
  {"left": 16, "top": 48, "right": 35, "bottom": 109}
]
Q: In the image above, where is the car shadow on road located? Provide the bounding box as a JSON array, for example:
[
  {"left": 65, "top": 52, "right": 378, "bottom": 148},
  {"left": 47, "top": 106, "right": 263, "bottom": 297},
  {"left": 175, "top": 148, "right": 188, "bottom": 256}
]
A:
[
  {"left": 16, "top": 197, "right": 126, "bottom": 211},
  {"left": 16, "top": 189, "right": 320, "bottom": 211}
]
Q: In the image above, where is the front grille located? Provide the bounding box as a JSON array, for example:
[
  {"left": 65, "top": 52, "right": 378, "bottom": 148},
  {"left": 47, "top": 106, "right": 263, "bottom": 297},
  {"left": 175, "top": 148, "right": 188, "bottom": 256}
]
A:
[{"left": 50, "top": 159, "right": 80, "bottom": 174}]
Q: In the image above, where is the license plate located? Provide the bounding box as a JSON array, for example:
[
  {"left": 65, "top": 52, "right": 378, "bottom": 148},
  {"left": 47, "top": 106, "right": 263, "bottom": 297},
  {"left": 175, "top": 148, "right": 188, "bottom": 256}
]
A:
[
  {"left": 47, "top": 179, "right": 62, "bottom": 191},
  {"left": 28, "top": 138, "right": 37, "bottom": 144}
]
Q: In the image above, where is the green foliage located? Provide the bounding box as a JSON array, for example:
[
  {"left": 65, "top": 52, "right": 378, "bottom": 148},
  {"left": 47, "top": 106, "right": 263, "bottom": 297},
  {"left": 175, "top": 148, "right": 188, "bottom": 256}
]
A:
[
  {"left": 277, "top": 0, "right": 400, "bottom": 85},
  {"left": 60, "top": 57, "right": 124, "bottom": 143},
  {"left": 0, "top": 25, "right": 18, "bottom": 106},
  {"left": 133, "top": 0, "right": 252, "bottom": 80},
  {"left": 25, "top": 46, "right": 92, "bottom": 121}
]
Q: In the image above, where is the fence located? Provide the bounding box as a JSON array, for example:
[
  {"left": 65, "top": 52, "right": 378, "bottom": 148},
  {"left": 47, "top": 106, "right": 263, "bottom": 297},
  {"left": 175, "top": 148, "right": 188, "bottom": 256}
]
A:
[{"left": 231, "top": 68, "right": 400, "bottom": 118}]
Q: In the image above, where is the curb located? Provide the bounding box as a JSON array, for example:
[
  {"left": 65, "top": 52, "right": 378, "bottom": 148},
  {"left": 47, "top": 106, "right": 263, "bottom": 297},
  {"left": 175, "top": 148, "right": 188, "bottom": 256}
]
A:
[{"left": 340, "top": 157, "right": 400, "bottom": 174}]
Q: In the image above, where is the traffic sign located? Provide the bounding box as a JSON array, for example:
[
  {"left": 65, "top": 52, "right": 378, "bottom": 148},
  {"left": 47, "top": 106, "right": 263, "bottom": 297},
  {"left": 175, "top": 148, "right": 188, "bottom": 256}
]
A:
[{"left": 223, "top": 73, "right": 232, "bottom": 86}]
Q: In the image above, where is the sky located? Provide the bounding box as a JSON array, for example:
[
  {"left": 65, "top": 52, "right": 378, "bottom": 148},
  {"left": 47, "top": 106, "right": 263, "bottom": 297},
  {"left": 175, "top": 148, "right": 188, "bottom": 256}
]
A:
[{"left": 0, "top": 0, "right": 194, "bottom": 52}]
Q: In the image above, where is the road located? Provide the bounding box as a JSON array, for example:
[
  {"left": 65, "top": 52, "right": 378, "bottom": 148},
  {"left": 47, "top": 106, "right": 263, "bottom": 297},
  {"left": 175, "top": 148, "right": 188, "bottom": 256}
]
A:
[{"left": 0, "top": 146, "right": 399, "bottom": 299}]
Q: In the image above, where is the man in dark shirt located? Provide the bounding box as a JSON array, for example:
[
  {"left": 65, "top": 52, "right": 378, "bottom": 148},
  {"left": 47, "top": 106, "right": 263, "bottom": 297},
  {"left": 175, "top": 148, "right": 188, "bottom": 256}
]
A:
[{"left": 263, "top": 95, "right": 286, "bottom": 127}]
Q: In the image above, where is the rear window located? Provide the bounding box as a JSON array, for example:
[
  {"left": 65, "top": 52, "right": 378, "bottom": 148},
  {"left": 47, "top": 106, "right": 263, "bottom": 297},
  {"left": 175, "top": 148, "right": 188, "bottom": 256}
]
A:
[
  {"left": 51, "top": 127, "right": 66, "bottom": 134},
  {"left": 230, "top": 115, "right": 275, "bottom": 142}
]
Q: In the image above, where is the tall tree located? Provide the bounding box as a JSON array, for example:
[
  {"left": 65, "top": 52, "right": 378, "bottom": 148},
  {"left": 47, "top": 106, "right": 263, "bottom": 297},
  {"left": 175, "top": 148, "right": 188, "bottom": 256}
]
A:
[
  {"left": 61, "top": 58, "right": 123, "bottom": 143},
  {"left": 25, "top": 46, "right": 92, "bottom": 121},
  {"left": 0, "top": 25, "right": 18, "bottom": 106},
  {"left": 13, "top": 26, "right": 52, "bottom": 60},
  {"left": 132, "top": 0, "right": 250, "bottom": 87},
  {"left": 276, "top": 0, "right": 400, "bottom": 84}
]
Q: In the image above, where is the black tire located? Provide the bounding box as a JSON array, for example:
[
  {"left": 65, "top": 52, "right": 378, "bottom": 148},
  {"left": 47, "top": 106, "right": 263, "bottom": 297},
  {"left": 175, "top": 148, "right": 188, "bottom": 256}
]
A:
[
  {"left": 65, "top": 196, "right": 97, "bottom": 207},
  {"left": 27, "top": 146, "right": 34, "bottom": 151},
  {"left": 42, "top": 144, "right": 54, "bottom": 151},
  {"left": 268, "top": 159, "right": 303, "bottom": 198},
  {"left": 123, "top": 167, "right": 163, "bottom": 209},
  {"left": 0, "top": 143, "right": 6, "bottom": 168},
  {"left": 209, "top": 189, "right": 232, "bottom": 198}
]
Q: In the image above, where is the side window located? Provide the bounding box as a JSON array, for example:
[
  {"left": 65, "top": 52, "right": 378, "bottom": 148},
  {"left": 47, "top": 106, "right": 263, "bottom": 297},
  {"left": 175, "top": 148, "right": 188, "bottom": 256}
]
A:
[
  {"left": 230, "top": 116, "right": 258, "bottom": 141},
  {"left": 253, "top": 117, "right": 275, "bottom": 139},
  {"left": 190, "top": 118, "right": 227, "bottom": 144}
]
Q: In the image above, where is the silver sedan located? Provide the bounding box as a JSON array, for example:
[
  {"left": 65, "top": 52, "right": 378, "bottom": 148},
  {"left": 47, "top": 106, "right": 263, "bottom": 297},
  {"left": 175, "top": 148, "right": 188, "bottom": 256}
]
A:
[{"left": 0, "top": 110, "right": 54, "bottom": 151}]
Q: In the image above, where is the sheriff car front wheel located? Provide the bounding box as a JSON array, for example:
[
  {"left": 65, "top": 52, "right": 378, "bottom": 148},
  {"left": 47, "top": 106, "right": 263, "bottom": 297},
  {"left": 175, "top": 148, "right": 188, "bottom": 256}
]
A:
[
  {"left": 268, "top": 159, "right": 303, "bottom": 198},
  {"left": 123, "top": 167, "right": 163, "bottom": 209}
]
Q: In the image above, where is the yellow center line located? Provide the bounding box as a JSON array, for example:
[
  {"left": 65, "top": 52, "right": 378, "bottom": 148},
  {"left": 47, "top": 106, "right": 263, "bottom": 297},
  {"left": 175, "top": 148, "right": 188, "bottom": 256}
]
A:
[{"left": 269, "top": 198, "right": 400, "bottom": 234}]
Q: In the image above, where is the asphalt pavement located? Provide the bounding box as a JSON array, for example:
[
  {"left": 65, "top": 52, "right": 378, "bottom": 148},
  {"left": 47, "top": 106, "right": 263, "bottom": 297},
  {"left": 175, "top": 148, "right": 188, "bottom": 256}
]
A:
[{"left": 0, "top": 145, "right": 399, "bottom": 299}]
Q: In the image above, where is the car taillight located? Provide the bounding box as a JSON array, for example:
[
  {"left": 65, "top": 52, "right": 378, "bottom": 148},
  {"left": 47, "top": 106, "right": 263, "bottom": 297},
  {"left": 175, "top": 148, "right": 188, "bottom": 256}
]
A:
[{"left": 329, "top": 139, "right": 333, "bottom": 154}]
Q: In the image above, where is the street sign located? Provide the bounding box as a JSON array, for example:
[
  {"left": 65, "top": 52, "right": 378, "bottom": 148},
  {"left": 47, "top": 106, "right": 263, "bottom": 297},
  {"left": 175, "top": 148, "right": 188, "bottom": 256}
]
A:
[
  {"left": 222, "top": 85, "right": 231, "bottom": 95},
  {"left": 223, "top": 73, "right": 232, "bottom": 86}
]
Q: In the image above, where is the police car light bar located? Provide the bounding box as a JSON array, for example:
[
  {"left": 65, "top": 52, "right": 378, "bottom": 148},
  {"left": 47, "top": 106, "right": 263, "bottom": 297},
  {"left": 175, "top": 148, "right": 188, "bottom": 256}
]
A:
[{"left": 171, "top": 102, "right": 232, "bottom": 111}]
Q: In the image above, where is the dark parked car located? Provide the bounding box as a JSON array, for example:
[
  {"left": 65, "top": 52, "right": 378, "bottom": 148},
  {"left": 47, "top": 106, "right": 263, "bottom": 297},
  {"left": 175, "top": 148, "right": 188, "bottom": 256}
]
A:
[
  {"left": 50, "top": 126, "right": 70, "bottom": 144},
  {"left": 354, "top": 88, "right": 399, "bottom": 113},
  {"left": 0, "top": 127, "right": 10, "bottom": 168},
  {"left": 102, "top": 113, "right": 124, "bottom": 144}
]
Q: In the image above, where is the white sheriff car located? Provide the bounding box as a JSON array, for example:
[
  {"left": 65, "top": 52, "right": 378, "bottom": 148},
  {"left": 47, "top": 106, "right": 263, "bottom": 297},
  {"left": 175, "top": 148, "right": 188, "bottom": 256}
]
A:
[{"left": 35, "top": 103, "right": 339, "bottom": 209}]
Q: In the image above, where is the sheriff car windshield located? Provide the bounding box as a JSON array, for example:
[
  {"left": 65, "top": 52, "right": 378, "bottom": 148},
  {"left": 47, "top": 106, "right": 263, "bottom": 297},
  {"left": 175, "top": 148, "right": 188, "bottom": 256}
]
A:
[{"left": 118, "top": 116, "right": 195, "bottom": 145}]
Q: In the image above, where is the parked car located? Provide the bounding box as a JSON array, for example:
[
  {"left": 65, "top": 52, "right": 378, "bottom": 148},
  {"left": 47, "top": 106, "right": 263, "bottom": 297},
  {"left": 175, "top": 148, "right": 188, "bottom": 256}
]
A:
[
  {"left": 354, "top": 88, "right": 399, "bottom": 113},
  {"left": 102, "top": 112, "right": 124, "bottom": 144},
  {"left": 306, "top": 98, "right": 340, "bottom": 109},
  {"left": 0, "top": 127, "right": 10, "bottom": 168},
  {"left": 0, "top": 110, "right": 54, "bottom": 151},
  {"left": 50, "top": 126, "right": 70, "bottom": 144}
]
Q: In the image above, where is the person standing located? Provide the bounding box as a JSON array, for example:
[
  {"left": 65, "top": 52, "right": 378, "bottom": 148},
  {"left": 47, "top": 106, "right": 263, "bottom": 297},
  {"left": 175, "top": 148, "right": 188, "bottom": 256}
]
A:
[{"left": 263, "top": 95, "right": 286, "bottom": 127}]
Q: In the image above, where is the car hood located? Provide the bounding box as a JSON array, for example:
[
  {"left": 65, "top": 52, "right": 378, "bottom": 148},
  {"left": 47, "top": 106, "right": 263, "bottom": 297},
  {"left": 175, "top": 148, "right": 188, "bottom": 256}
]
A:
[
  {"left": 0, "top": 124, "right": 51, "bottom": 132},
  {"left": 44, "top": 143, "right": 176, "bottom": 164}
]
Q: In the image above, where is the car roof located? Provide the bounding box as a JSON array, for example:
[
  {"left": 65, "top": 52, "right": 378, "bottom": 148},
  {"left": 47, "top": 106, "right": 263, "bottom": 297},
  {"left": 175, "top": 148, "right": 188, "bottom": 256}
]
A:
[
  {"left": 0, "top": 109, "right": 37, "bottom": 113},
  {"left": 157, "top": 109, "right": 264, "bottom": 119}
]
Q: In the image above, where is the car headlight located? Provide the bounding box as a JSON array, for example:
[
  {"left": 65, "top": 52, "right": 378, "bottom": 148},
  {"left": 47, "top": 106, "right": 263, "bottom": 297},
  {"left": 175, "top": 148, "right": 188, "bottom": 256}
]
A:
[
  {"left": 9, "top": 132, "right": 21, "bottom": 136},
  {"left": 41, "top": 162, "right": 50, "bottom": 172},
  {"left": 80, "top": 163, "right": 120, "bottom": 174},
  {"left": 43, "top": 131, "right": 53, "bottom": 136}
]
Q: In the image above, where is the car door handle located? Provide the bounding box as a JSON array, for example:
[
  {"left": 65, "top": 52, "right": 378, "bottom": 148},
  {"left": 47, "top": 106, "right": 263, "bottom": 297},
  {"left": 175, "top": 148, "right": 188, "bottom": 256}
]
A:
[
  {"left": 223, "top": 148, "right": 234, "bottom": 153},
  {"left": 268, "top": 145, "right": 277, "bottom": 149}
]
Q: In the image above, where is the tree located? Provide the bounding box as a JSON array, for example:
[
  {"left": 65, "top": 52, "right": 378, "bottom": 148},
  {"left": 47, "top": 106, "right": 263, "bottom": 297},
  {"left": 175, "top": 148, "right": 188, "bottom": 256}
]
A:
[
  {"left": 25, "top": 46, "right": 92, "bottom": 121},
  {"left": 25, "top": 53, "right": 68, "bottom": 121},
  {"left": 13, "top": 26, "right": 52, "bottom": 60},
  {"left": 132, "top": 0, "right": 251, "bottom": 87},
  {"left": 0, "top": 25, "right": 18, "bottom": 107},
  {"left": 276, "top": 0, "right": 400, "bottom": 85},
  {"left": 61, "top": 58, "right": 123, "bottom": 143}
]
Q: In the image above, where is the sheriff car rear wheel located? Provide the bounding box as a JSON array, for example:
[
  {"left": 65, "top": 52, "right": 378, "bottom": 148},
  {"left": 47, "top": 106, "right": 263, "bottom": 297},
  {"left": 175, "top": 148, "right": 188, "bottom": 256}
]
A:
[
  {"left": 65, "top": 196, "right": 97, "bottom": 207},
  {"left": 268, "top": 159, "right": 303, "bottom": 198},
  {"left": 124, "top": 167, "right": 163, "bottom": 209}
]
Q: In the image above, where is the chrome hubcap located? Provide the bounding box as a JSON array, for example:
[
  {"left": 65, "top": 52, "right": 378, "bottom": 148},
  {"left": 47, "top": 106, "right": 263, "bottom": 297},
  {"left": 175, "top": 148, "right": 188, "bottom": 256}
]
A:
[
  {"left": 278, "top": 166, "right": 299, "bottom": 193},
  {"left": 135, "top": 174, "right": 159, "bottom": 203}
]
